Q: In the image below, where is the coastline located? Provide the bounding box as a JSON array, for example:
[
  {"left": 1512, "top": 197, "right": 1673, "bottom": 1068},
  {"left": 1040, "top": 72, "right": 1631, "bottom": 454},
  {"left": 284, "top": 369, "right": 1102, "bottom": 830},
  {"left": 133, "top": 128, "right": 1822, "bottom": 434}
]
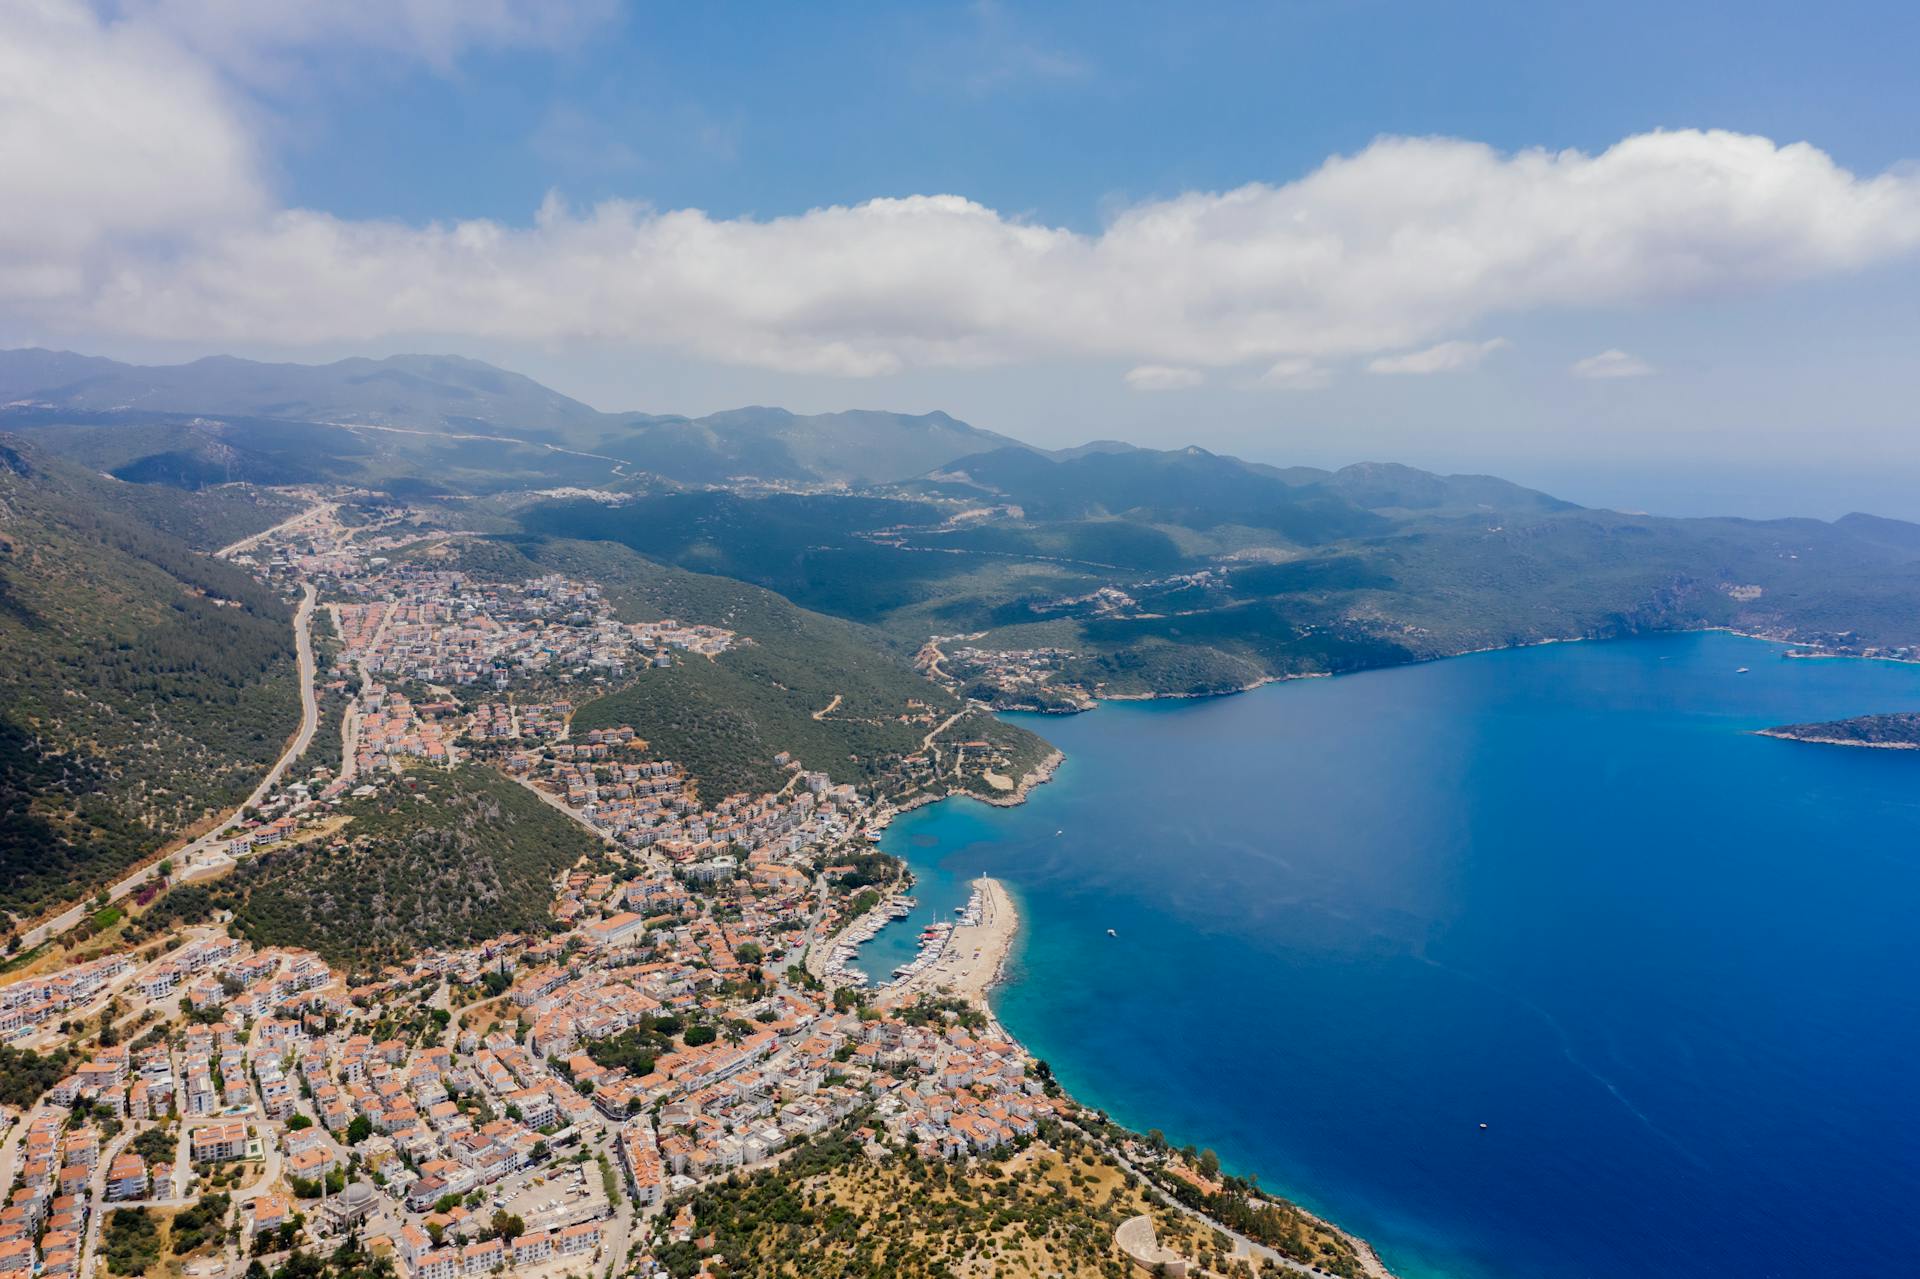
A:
[
  {"left": 1755, "top": 728, "right": 1920, "bottom": 749},
  {"left": 989, "top": 622, "right": 1920, "bottom": 717},
  {"left": 862, "top": 625, "right": 1920, "bottom": 1279},
  {"left": 876, "top": 875, "right": 1019, "bottom": 1009},
  {"left": 868, "top": 748, "right": 1067, "bottom": 829},
  {"left": 810, "top": 842, "right": 1391, "bottom": 1273},
  {"left": 974, "top": 747, "right": 1065, "bottom": 806},
  {"left": 859, "top": 842, "right": 1402, "bottom": 1277}
]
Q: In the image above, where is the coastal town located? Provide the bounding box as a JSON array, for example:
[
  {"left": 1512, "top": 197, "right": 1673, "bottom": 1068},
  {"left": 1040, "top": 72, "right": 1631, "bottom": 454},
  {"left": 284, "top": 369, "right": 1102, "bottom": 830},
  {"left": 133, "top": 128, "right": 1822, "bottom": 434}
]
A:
[{"left": 0, "top": 495, "right": 1387, "bottom": 1279}]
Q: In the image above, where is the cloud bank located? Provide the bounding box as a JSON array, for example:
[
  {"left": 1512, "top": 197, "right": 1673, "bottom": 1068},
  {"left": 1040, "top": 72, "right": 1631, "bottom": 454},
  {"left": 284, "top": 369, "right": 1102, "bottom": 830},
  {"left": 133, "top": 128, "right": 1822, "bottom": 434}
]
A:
[{"left": 8, "top": 1, "right": 1920, "bottom": 381}]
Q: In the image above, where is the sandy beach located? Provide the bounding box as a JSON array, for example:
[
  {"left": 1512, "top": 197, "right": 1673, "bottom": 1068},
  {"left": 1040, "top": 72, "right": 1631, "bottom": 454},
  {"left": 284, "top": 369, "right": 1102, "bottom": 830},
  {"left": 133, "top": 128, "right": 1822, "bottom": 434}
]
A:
[{"left": 878, "top": 876, "right": 1018, "bottom": 1010}]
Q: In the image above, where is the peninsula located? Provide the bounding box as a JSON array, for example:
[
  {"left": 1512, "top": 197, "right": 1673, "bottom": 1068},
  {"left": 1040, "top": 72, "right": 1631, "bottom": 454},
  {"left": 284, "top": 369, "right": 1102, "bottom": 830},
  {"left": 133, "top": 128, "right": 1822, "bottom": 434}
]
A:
[{"left": 1760, "top": 711, "right": 1920, "bottom": 749}]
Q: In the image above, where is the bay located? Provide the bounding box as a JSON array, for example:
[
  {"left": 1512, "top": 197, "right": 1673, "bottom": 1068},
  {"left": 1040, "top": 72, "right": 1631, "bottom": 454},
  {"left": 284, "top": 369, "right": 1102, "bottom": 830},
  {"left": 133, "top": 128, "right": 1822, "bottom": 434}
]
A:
[{"left": 859, "top": 631, "right": 1920, "bottom": 1279}]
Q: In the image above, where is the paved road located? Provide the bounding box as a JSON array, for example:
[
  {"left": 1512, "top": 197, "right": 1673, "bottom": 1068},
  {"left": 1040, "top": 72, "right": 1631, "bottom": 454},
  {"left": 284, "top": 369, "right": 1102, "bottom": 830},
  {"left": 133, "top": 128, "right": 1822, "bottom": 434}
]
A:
[
  {"left": 14, "top": 582, "right": 320, "bottom": 950},
  {"left": 215, "top": 501, "right": 333, "bottom": 560},
  {"left": 507, "top": 775, "right": 628, "bottom": 853},
  {"left": 798, "top": 874, "right": 836, "bottom": 980},
  {"left": 78, "top": 1126, "right": 136, "bottom": 1279},
  {"left": 0, "top": 1104, "right": 44, "bottom": 1191}
]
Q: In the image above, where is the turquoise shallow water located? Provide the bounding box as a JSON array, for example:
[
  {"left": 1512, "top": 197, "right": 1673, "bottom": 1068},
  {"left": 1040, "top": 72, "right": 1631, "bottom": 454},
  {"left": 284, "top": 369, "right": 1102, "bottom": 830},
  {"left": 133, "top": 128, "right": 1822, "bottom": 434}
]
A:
[{"left": 858, "top": 632, "right": 1920, "bottom": 1279}]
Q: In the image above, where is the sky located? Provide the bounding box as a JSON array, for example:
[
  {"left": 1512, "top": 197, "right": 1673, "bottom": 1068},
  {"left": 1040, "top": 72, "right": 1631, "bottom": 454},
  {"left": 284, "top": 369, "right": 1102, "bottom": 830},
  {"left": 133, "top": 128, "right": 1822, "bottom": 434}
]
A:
[{"left": 5, "top": 0, "right": 1920, "bottom": 517}]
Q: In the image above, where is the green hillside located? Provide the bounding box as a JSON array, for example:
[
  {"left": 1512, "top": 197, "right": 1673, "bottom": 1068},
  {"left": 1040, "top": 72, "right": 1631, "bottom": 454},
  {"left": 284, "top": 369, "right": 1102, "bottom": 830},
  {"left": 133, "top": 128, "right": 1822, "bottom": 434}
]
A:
[
  {"left": 521, "top": 448, "right": 1920, "bottom": 703},
  {"left": 219, "top": 765, "right": 605, "bottom": 971},
  {"left": 411, "top": 535, "right": 1047, "bottom": 803},
  {"left": 0, "top": 439, "right": 300, "bottom": 920}
]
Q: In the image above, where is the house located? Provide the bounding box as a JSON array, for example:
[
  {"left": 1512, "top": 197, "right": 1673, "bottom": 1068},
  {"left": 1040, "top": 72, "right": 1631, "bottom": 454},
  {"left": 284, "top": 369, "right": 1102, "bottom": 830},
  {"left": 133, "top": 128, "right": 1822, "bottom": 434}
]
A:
[
  {"left": 616, "top": 1122, "right": 664, "bottom": 1207},
  {"left": 556, "top": 1222, "right": 599, "bottom": 1257},
  {"left": 410, "top": 1248, "right": 458, "bottom": 1279},
  {"left": 136, "top": 965, "right": 181, "bottom": 1001},
  {"left": 245, "top": 1193, "right": 293, "bottom": 1238},
  {"left": 580, "top": 912, "right": 646, "bottom": 949},
  {"left": 104, "top": 1155, "right": 147, "bottom": 1201},
  {"left": 459, "top": 1238, "right": 503, "bottom": 1275},
  {"left": 511, "top": 1233, "right": 551, "bottom": 1267},
  {"left": 286, "top": 1145, "right": 338, "bottom": 1182},
  {"left": 509, "top": 966, "right": 568, "bottom": 1007},
  {"left": 191, "top": 1121, "right": 249, "bottom": 1164},
  {"left": 503, "top": 1088, "right": 554, "bottom": 1129}
]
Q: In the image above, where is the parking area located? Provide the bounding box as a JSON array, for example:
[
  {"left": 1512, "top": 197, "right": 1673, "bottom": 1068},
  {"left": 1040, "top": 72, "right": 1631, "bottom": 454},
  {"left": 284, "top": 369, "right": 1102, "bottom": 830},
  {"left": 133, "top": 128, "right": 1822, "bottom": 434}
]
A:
[{"left": 495, "top": 1159, "right": 607, "bottom": 1232}]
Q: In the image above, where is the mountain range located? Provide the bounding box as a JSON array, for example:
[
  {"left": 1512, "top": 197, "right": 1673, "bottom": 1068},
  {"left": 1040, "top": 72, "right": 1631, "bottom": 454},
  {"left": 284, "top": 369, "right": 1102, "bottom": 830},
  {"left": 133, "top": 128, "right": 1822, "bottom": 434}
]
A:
[
  {"left": 0, "top": 349, "right": 1020, "bottom": 489},
  {"left": 9, "top": 345, "right": 1920, "bottom": 920}
]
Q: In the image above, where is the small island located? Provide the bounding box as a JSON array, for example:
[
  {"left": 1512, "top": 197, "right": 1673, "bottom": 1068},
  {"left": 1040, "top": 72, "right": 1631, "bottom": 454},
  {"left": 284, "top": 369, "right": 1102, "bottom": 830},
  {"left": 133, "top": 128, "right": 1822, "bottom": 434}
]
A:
[{"left": 1759, "top": 711, "right": 1920, "bottom": 749}]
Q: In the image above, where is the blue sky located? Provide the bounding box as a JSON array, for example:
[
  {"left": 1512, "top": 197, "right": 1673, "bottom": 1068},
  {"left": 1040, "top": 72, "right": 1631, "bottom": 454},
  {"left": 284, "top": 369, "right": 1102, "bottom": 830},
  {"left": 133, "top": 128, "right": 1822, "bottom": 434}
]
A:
[
  {"left": 279, "top": 2, "right": 1920, "bottom": 229},
  {"left": 6, "top": 1, "right": 1920, "bottom": 516}
]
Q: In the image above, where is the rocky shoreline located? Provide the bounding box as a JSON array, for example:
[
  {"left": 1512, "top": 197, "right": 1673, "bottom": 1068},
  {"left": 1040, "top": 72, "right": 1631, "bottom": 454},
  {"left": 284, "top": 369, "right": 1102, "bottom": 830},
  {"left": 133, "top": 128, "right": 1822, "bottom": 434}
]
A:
[
  {"left": 975, "top": 747, "right": 1065, "bottom": 806},
  {"left": 1757, "top": 725, "right": 1920, "bottom": 749}
]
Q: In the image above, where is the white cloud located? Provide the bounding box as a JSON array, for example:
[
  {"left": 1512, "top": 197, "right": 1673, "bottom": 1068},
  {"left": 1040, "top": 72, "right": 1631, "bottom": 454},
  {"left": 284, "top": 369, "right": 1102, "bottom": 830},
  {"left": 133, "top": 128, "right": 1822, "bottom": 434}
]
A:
[
  {"left": 1571, "top": 349, "right": 1655, "bottom": 379},
  {"left": 96, "top": 0, "right": 614, "bottom": 77},
  {"left": 1250, "top": 358, "right": 1331, "bottom": 391},
  {"left": 1368, "top": 337, "right": 1510, "bottom": 375},
  {"left": 1123, "top": 364, "right": 1204, "bottom": 391},
  {"left": 7, "top": 3, "right": 1920, "bottom": 378},
  {"left": 0, "top": 0, "right": 264, "bottom": 270}
]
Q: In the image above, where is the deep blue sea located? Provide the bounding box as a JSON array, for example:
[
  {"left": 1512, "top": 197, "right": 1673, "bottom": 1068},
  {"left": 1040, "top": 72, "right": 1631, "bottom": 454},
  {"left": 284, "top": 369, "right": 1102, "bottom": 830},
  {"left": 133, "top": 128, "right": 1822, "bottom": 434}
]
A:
[{"left": 857, "top": 632, "right": 1920, "bottom": 1279}]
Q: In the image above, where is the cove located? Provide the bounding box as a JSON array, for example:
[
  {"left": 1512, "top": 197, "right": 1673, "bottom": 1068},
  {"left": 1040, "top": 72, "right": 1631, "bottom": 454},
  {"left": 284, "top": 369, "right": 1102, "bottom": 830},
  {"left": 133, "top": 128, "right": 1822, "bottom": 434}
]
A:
[{"left": 859, "top": 631, "right": 1920, "bottom": 1279}]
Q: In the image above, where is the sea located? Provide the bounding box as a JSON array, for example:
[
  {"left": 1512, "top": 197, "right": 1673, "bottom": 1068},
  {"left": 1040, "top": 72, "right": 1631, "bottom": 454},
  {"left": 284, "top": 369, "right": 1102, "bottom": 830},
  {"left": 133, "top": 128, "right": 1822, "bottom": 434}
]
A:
[{"left": 853, "top": 631, "right": 1920, "bottom": 1279}]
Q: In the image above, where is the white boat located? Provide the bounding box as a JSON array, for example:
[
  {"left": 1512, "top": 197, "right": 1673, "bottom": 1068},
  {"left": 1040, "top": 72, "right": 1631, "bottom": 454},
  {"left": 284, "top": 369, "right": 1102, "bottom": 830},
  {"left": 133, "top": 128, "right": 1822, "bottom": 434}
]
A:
[{"left": 1106, "top": 928, "right": 1117, "bottom": 938}]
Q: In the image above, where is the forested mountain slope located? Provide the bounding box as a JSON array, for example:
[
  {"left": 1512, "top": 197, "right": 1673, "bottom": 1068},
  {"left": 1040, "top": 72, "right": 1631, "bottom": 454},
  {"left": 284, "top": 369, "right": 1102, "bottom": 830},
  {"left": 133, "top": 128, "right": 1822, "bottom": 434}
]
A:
[
  {"left": 523, "top": 447, "right": 1920, "bottom": 701},
  {"left": 0, "top": 439, "right": 299, "bottom": 920},
  {"left": 211, "top": 766, "right": 608, "bottom": 971}
]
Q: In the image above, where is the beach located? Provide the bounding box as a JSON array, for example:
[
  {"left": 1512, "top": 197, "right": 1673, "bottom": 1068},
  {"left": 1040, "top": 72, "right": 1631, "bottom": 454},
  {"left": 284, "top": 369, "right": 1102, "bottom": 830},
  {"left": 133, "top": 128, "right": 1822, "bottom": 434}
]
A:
[{"left": 877, "top": 875, "right": 1018, "bottom": 1009}]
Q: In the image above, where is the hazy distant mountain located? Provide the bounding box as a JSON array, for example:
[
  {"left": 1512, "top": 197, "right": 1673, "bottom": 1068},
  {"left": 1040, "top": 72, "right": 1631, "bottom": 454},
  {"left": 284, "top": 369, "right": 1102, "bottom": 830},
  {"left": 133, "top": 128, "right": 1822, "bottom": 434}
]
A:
[
  {"left": 1829, "top": 511, "right": 1920, "bottom": 554},
  {"left": 911, "top": 444, "right": 1392, "bottom": 543},
  {"left": 1313, "top": 461, "right": 1575, "bottom": 516},
  {"left": 0, "top": 349, "right": 600, "bottom": 438},
  {"left": 0, "top": 349, "right": 1023, "bottom": 488},
  {"left": 595, "top": 405, "right": 1026, "bottom": 486}
]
